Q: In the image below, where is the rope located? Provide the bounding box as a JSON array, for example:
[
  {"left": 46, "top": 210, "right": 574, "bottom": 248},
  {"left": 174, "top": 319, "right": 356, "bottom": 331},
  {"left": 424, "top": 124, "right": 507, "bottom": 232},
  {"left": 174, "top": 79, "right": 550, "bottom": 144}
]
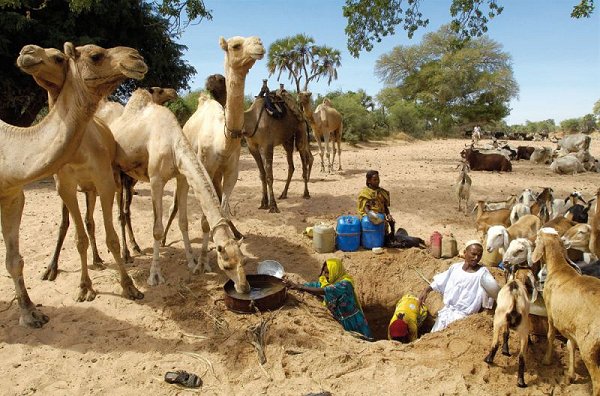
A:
[{"left": 245, "top": 104, "right": 265, "bottom": 138}]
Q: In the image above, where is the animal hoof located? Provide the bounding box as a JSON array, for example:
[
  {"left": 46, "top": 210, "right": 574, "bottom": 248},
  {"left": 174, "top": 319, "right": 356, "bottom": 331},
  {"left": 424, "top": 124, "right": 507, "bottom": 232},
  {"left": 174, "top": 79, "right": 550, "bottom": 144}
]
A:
[
  {"left": 303, "top": 194, "right": 311, "bottom": 199},
  {"left": 123, "top": 286, "right": 144, "bottom": 300},
  {"left": 89, "top": 263, "right": 107, "bottom": 271},
  {"left": 20, "top": 308, "right": 49, "bottom": 328},
  {"left": 132, "top": 245, "right": 142, "bottom": 255},
  {"left": 41, "top": 266, "right": 58, "bottom": 281},
  {"left": 147, "top": 273, "right": 165, "bottom": 286},
  {"left": 517, "top": 382, "right": 527, "bottom": 388},
  {"left": 502, "top": 351, "right": 511, "bottom": 357},
  {"left": 269, "top": 207, "right": 280, "bottom": 214},
  {"left": 77, "top": 287, "right": 97, "bottom": 302}
]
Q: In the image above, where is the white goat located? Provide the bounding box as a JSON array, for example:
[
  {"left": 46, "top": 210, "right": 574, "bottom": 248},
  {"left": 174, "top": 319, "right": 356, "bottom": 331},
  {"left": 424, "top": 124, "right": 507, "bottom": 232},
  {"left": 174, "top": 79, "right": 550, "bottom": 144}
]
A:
[
  {"left": 484, "top": 262, "right": 531, "bottom": 388},
  {"left": 455, "top": 161, "right": 471, "bottom": 212},
  {"left": 486, "top": 215, "right": 542, "bottom": 254},
  {"left": 532, "top": 228, "right": 600, "bottom": 394},
  {"left": 550, "top": 191, "right": 586, "bottom": 220},
  {"left": 484, "top": 195, "right": 517, "bottom": 211}
]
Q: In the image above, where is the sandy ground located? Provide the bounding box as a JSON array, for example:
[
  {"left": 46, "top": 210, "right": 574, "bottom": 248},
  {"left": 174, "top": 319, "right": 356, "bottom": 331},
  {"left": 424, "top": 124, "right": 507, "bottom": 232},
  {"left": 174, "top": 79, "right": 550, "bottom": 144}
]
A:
[{"left": 1, "top": 137, "right": 599, "bottom": 395}]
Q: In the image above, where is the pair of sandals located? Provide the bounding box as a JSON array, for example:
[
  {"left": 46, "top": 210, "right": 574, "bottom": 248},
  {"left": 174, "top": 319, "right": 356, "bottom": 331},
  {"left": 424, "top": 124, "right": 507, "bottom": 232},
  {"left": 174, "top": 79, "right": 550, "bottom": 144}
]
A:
[{"left": 164, "top": 370, "right": 202, "bottom": 388}]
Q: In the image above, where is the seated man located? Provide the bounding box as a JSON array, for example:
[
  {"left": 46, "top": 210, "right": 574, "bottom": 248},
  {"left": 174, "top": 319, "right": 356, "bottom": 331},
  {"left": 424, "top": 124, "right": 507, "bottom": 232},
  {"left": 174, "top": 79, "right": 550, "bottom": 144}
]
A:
[
  {"left": 388, "top": 294, "right": 429, "bottom": 343},
  {"left": 357, "top": 170, "right": 396, "bottom": 240}
]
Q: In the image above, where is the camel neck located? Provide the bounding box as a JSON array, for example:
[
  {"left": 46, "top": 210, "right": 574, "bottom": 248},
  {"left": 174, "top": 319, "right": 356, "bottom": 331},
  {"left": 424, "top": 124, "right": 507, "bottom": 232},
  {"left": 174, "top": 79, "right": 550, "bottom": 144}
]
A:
[
  {"left": 224, "top": 70, "right": 246, "bottom": 132},
  {"left": 0, "top": 60, "right": 97, "bottom": 189}
]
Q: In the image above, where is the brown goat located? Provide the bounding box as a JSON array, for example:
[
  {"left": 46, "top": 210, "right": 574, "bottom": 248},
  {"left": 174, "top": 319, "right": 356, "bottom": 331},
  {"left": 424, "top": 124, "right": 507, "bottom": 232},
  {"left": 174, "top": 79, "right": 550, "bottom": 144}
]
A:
[
  {"left": 532, "top": 229, "right": 600, "bottom": 395},
  {"left": 475, "top": 200, "right": 511, "bottom": 235}
]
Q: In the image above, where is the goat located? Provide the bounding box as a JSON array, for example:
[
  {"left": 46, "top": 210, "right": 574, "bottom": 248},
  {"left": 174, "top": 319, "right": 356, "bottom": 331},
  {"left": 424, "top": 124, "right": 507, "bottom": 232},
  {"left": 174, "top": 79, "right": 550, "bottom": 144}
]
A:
[
  {"left": 530, "top": 187, "right": 553, "bottom": 223},
  {"left": 455, "top": 161, "right": 472, "bottom": 212},
  {"left": 484, "top": 195, "right": 517, "bottom": 211},
  {"left": 461, "top": 148, "right": 512, "bottom": 172},
  {"left": 484, "top": 262, "right": 531, "bottom": 388},
  {"left": 486, "top": 215, "right": 542, "bottom": 255},
  {"left": 565, "top": 199, "right": 595, "bottom": 223},
  {"left": 543, "top": 217, "right": 578, "bottom": 236},
  {"left": 550, "top": 191, "right": 586, "bottom": 220},
  {"left": 550, "top": 155, "right": 585, "bottom": 175},
  {"left": 475, "top": 200, "right": 511, "bottom": 236},
  {"left": 532, "top": 228, "right": 600, "bottom": 394},
  {"left": 562, "top": 223, "right": 594, "bottom": 259},
  {"left": 510, "top": 203, "right": 531, "bottom": 225}
]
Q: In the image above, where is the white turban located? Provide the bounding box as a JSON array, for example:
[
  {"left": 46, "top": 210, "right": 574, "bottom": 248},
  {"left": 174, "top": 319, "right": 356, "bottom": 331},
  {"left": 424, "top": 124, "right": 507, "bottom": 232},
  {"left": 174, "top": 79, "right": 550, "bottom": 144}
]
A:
[{"left": 464, "top": 239, "right": 483, "bottom": 249}]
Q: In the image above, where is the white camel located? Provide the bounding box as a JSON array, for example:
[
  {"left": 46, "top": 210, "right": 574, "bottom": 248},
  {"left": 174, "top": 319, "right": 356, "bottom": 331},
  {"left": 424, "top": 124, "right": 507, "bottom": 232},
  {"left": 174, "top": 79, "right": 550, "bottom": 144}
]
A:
[
  {"left": 299, "top": 92, "right": 343, "bottom": 172},
  {"left": 110, "top": 88, "right": 250, "bottom": 292},
  {"left": 16, "top": 45, "right": 144, "bottom": 303},
  {"left": 162, "top": 36, "right": 264, "bottom": 247},
  {"left": 0, "top": 43, "right": 147, "bottom": 327}
]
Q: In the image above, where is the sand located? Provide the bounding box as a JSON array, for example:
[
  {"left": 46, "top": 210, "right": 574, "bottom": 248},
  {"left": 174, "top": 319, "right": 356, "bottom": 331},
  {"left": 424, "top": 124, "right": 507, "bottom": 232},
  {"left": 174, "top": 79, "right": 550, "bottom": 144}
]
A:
[{"left": 1, "top": 137, "right": 598, "bottom": 395}]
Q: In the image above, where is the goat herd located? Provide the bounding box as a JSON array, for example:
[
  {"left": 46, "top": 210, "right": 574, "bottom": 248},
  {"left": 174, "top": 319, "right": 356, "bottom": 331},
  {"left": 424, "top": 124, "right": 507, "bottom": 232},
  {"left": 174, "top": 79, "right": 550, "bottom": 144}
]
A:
[{"left": 455, "top": 136, "right": 600, "bottom": 393}]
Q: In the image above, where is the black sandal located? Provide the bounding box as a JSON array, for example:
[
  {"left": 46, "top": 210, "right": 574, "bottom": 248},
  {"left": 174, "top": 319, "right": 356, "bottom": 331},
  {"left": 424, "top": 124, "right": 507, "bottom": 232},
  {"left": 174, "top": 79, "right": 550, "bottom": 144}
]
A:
[{"left": 164, "top": 370, "right": 202, "bottom": 388}]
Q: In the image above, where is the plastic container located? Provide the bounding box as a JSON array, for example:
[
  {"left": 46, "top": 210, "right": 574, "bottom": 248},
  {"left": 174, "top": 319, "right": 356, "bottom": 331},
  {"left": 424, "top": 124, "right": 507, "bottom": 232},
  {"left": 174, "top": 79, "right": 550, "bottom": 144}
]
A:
[
  {"left": 336, "top": 215, "right": 361, "bottom": 252},
  {"left": 430, "top": 231, "right": 442, "bottom": 258},
  {"left": 441, "top": 233, "right": 458, "bottom": 258},
  {"left": 313, "top": 223, "right": 336, "bottom": 253},
  {"left": 361, "top": 214, "right": 385, "bottom": 249}
]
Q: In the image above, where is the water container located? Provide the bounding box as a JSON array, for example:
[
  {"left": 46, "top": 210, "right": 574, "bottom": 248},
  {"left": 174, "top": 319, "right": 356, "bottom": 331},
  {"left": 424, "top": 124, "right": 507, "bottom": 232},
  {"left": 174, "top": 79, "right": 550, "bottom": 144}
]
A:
[
  {"left": 361, "top": 214, "right": 385, "bottom": 249},
  {"left": 441, "top": 233, "right": 458, "bottom": 258},
  {"left": 430, "top": 231, "right": 442, "bottom": 258},
  {"left": 336, "top": 215, "right": 361, "bottom": 252},
  {"left": 313, "top": 223, "right": 336, "bottom": 253}
]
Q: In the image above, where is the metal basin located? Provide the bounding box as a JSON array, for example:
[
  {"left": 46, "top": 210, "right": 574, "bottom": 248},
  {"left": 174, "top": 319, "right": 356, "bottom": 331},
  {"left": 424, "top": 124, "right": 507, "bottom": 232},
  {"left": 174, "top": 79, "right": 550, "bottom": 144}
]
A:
[{"left": 223, "top": 274, "right": 287, "bottom": 313}]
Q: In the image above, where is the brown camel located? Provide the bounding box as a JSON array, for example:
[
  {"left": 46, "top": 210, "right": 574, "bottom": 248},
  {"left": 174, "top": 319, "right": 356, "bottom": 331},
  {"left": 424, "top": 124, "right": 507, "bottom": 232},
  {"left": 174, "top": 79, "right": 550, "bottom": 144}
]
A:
[
  {"left": 110, "top": 88, "right": 250, "bottom": 292},
  {"left": 0, "top": 43, "right": 147, "bottom": 327},
  {"left": 17, "top": 45, "right": 144, "bottom": 303},
  {"left": 298, "top": 92, "right": 343, "bottom": 172},
  {"left": 244, "top": 84, "right": 314, "bottom": 213}
]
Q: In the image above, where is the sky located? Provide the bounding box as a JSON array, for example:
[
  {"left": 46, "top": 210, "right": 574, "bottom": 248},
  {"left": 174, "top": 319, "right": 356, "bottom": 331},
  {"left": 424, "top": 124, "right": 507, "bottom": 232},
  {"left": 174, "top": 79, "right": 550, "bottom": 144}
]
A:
[{"left": 179, "top": 0, "right": 600, "bottom": 125}]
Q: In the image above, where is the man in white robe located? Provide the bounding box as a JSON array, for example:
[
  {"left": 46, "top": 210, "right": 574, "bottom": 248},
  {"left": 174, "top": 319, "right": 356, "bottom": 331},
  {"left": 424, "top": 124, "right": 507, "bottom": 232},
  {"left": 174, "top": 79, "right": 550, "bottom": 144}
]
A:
[{"left": 418, "top": 240, "right": 500, "bottom": 332}]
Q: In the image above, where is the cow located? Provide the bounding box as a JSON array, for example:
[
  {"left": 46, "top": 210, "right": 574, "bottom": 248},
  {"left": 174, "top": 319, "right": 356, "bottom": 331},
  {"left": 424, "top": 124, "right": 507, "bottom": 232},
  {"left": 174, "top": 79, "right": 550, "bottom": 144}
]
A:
[
  {"left": 516, "top": 146, "right": 535, "bottom": 161},
  {"left": 460, "top": 148, "right": 513, "bottom": 172}
]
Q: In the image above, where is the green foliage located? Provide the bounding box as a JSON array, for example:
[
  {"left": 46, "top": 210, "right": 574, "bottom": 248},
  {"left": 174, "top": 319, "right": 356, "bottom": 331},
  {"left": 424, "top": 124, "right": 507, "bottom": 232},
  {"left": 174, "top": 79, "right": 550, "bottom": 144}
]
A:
[
  {"left": 167, "top": 90, "right": 200, "bottom": 126},
  {"left": 560, "top": 118, "right": 581, "bottom": 133},
  {"left": 344, "top": 0, "right": 594, "bottom": 58},
  {"left": 581, "top": 113, "right": 597, "bottom": 133},
  {"left": 593, "top": 98, "right": 600, "bottom": 117},
  {"left": 374, "top": 25, "right": 517, "bottom": 134},
  {"left": 387, "top": 100, "right": 427, "bottom": 137},
  {"left": 0, "top": 0, "right": 201, "bottom": 125},
  {"left": 267, "top": 34, "right": 341, "bottom": 93}
]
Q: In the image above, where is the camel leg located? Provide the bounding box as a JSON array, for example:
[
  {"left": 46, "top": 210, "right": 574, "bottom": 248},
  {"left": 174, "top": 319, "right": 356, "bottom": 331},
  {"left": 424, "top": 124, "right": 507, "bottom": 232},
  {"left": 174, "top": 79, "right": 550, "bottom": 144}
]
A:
[
  {"left": 117, "top": 178, "right": 133, "bottom": 264},
  {"left": 97, "top": 183, "right": 143, "bottom": 300},
  {"left": 162, "top": 184, "right": 179, "bottom": 247},
  {"left": 174, "top": 176, "right": 196, "bottom": 270},
  {"left": 316, "top": 134, "right": 326, "bottom": 173},
  {"left": 1, "top": 192, "right": 49, "bottom": 328},
  {"left": 264, "top": 145, "right": 280, "bottom": 213},
  {"left": 197, "top": 215, "right": 212, "bottom": 273},
  {"left": 279, "top": 144, "right": 294, "bottom": 200},
  {"left": 335, "top": 128, "right": 343, "bottom": 170},
  {"left": 57, "top": 182, "right": 96, "bottom": 302},
  {"left": 248, "top": 145, "right": 269, "bottom": 210},
  {"left": 84, "top": 191, "right": 105, "bottom": 269},
  {"left": 148, "top": 177, "right": 166, "bottom": 286},
  {"left": 123, "top": 174, "right": 142, "bottom": 255},
  {"left": 299, "top": 148, "right": 312, "bottom": 199},
  {"left": 323, "top": 133, "right": 332, "bottom": 173},
  {"left": 43, "top": 203, "right": 70, "bottom": 281},
  {"left": 220, "top": 161, "right": 244, "bottom": 240}
]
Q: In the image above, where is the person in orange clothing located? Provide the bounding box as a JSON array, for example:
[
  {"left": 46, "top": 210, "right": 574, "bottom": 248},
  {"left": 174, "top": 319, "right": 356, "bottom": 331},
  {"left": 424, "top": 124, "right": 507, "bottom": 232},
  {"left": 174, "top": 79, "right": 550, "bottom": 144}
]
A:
[{"left": 388, "top": 294, "right": 429, "bottom": 343}]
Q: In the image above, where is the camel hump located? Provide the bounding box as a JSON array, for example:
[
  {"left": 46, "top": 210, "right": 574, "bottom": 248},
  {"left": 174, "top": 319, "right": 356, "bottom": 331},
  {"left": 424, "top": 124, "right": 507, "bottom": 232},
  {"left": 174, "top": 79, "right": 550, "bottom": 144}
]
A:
[
  {"left": 197, "top": 92, "right": 213, "bottom": 106},
  {"left": 280, "top": 91, "right": 303, "bottom": 123},
  {"left": 124, "top": 89, "right": 153, "bottom": 113}
]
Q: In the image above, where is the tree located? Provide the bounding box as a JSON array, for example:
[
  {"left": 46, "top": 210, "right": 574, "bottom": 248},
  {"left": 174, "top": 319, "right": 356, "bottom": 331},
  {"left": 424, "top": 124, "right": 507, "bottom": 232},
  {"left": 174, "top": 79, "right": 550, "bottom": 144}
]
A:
[
  {"left": 593, "top": 98, "right": 600, "bottom": 119},
  {"left": 266, "top": 34, "right": 341, "bottom": 93},
  {"left": 343, "top": 0, "right": 595, "bottom": 57},
  {"left": 375, "top": 25, "right": 518, "bottom": 133},
  {"left": 0, "top": 0, "right": 207, "bottom": 125}
]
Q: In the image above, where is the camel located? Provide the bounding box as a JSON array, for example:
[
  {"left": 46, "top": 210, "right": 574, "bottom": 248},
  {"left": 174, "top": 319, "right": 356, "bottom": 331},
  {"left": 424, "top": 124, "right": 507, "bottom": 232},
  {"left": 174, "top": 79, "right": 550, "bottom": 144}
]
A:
[
  {"left": 110, "top": 88, "right": 250, "bottom": 293},
  {"left": 161, "top": 36, "right": 264, "bottom": 246},
  {"left": 1, "top": 42, "right": 147, "bottom": 327},
  {"left": 99, "top": 87, "right": 178, "bottom": 262},
  {"left": 17, "top": 45, "right": 144, "bottom": 305},
  {"left": 298, "top": 92, "right": 343, "bottom": 173},
  {"left": 244, "top": 85, "right": 314, "bottom": 213}
]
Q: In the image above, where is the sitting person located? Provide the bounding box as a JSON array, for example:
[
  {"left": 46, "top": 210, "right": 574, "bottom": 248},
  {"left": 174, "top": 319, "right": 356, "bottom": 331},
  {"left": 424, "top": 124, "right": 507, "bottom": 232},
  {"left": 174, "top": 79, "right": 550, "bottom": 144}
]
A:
[
  {"left": 388, "top": 294, "right": 429, "bottom": 343},
  {"left": 357, "top": 170, "right": 396, "bottom": 241},
  {"left": 418, "top": 240, "right": 500, "bottom": 332},
  {"left": 284, "top": 258, "right": 373, "bottom": 339}
]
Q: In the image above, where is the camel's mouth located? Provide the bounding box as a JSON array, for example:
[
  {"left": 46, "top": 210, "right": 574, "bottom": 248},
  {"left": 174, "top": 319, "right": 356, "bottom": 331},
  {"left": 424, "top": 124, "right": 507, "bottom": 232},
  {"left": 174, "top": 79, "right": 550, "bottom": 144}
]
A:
[
  {"left": 121, "top": 64, "right": 148, "bottom": 80},
  {"left": 250, "top": 50, "right": 265, "bottom": 61},
  {"left": 17, "top": 57, "right": 43, "bottom": 70}
]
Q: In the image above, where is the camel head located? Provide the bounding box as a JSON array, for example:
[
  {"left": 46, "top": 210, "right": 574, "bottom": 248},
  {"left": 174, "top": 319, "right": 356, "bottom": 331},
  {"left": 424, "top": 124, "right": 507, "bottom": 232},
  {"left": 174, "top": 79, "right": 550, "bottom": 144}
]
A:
[
  {"left": 219, "top": 36, "right": 265, "bottom": 76},
  {"left": 214, "top": 231, "right": 250, "bottom": 294},
  {"left": 298, "top": 91, "right": 312, "bottom": 107},
  {"left": 63, "top": 42, "right": 148, "bottom": 99},
  {"left": 205, "top": 74, "right": 227, "bottom": 107},
  {"left": 17, "top": 45, "right": 67, "bottom": 100},
  {"left": 148, "top": 87, "right": 177, "bottom": 105}
]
